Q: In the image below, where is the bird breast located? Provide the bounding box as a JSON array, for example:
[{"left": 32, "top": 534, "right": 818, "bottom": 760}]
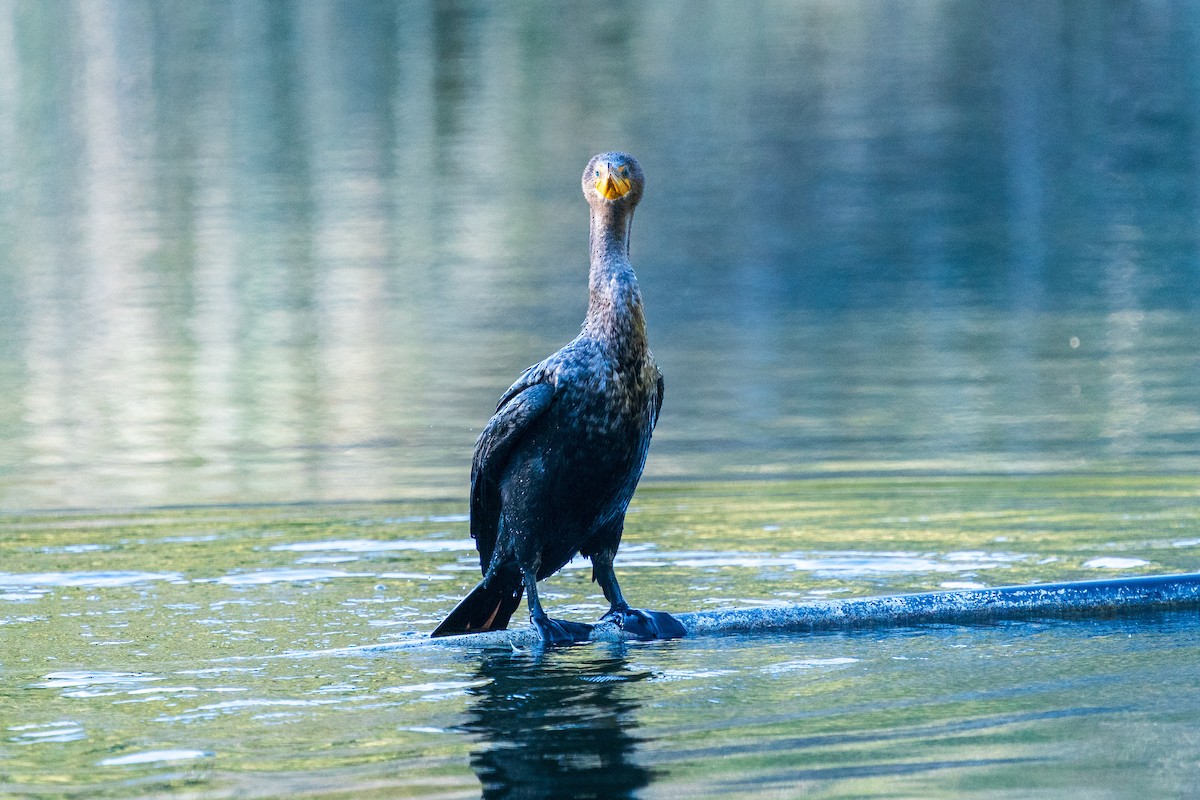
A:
[{"left": 552, "top": 350, "right": 657, "bottom": 441}]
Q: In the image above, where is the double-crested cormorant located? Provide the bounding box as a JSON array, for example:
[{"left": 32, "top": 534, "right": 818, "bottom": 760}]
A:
[{"left": 432, "top": 152, "right": 685, "bottom": 645}]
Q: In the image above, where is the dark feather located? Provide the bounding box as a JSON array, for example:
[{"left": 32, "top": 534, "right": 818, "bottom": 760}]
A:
[
  {"left": 430, "top": 576, "right": 523, "bottom": 637},
  {"left": 469, "top": 380, "right": 555, "bottom": 570}
]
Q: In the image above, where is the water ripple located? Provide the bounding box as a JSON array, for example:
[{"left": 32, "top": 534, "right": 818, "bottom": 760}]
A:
[
  {"left": 32, "top": 671, "right": 162, "bottom": 690},
  {"left": 764, "top": 657, "right": 860, "bottom": 674},
  {"left": 214, "top": 569, "right": 371, "bottom": 585},
  {"left": 272, "top": 539, "right": 476, "bottom": 554},
  {"left": 1083, "top": 557, "right": 1151, "bottom": 569},
  {"left": 9, "top": 721, "right": 87, "bottom": 744},
  {"left": 378, "top": 515, "right": 469, "bottom": 524},
  {"left": 381, "top": 679, "right": 491, "bottom": 695},
  {"left": 0, "top": 572, "right": 183, "bottom": 588},
  {"left": 100, "top": 749, "right": 212, "bottom": 766},
  {"left": 617, "top": 549, "right": 1028, "bottom": 578}
]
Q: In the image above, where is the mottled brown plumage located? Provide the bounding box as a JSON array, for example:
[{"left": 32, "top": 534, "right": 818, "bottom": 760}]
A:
[{"left": 432, "top": 152, "right": 684, "bottom": 644}]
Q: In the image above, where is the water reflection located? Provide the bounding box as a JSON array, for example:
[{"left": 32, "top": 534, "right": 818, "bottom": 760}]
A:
[
  {"left": 459, "top": 647, "right": 655, "bottom": 799},
  {"left": 2, "top": 1, "right": 1200, "bottom": 509}
]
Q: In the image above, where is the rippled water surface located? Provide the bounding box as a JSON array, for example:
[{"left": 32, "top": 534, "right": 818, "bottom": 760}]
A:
[
  {"left": 5, "top": 478, "right": 1200, "bottom": 797},
  {"left": 3, "top": 1, "right": 1200, "bottom": 797}
]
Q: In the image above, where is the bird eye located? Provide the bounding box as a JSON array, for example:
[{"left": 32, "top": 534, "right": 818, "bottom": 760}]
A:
[
  {"left": 595, "top": 170, "right": 600, "bottom": 177},
  {"left": 620, "top": 166, "right": 629, "bottom": 176}
]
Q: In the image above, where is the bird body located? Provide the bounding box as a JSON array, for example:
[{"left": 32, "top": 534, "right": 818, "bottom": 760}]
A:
[
  {"left": 432, "top": 152, "right": 684, "bottom": 643},
  {"left": 485, "top": 333, "right": 661, "bottom": 579}
]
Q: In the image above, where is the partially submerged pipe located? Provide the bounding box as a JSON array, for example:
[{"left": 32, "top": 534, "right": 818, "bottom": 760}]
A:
[{"left": 350, "top": 572, "right": 1200, "bottom": 653}]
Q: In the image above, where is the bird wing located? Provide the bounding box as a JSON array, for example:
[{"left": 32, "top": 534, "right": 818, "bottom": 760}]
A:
[
  {"left": 496, "top": 362, "right": 546, "bottom": 411},
  {"left": 653, "top": 372, "right": 665, "bottom": 428},
  {"left": 469, "top": 369, "right": 556, "bottom": 572}
]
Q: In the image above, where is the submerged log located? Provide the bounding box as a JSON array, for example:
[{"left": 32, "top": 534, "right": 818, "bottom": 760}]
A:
[
  {"left": 678, "top": 571, "right": 1200, "bottom": 636},
  {"left": 345, "top": 572, "right": 1200, "bottom": 653}
]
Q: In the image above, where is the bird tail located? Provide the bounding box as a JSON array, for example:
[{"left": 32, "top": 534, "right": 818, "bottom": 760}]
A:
[{"left": 431, "top": 577, "right": 524, "bottom": 638}]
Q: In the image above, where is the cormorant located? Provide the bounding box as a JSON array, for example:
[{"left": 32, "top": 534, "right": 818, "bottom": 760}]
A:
[{"left": 431, "top": 152, "right": 685, "bottom": 645}]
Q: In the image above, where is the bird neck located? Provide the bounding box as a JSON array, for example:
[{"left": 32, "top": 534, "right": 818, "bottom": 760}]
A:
[{"left": 584, "top": 206, "right": 647, "bottom": 354}]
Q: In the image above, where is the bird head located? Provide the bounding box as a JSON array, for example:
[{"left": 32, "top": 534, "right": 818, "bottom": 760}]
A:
[{"left": 583, "top": 152, "right": 644, "bottom": 207}]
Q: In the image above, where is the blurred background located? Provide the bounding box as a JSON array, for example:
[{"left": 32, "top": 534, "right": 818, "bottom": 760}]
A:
[{"left": 1, "top": 0, "right": 1198, "bottom": 510}]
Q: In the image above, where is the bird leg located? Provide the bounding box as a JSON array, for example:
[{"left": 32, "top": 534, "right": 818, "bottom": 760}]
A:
[
  {"left": 522, "top": 566, "right": 593, "bottom": 645},
  {"left": 592, "top": 556, "right": 686, "bottom": 641}
]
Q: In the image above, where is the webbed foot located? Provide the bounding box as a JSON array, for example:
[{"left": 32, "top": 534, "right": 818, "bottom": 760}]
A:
[
  {"left": 601, "top": 606, "right": 687, "bottom": 641},
  {"left": 531, "top": 615, "right": 594, "bottom": 646}
]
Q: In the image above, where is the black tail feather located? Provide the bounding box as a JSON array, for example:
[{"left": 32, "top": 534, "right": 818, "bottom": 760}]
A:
[{"left": 431, "top": 578, "right": 524, "bottom": 637}]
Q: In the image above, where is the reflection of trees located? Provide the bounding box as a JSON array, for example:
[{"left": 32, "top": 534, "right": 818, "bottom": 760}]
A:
[
  {"left": 459, "top": 647, "right": 654, "bottom": 800},
  {"left": 3, "top": 2, "right": 1200, "bottom": 507}
]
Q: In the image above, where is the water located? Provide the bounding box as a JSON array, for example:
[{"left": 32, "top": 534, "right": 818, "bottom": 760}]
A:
[
  {"left": 3, "top": 1, "right": 1200, "bottom": 797},
  {"left": 3, "top": 481, "right": 1200, "bottom": 797}
]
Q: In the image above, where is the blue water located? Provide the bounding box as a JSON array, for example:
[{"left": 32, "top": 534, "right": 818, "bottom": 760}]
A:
[
  {"left": 2, "top": 2, "right": 1200, "bottom": 797},
  {"left": 2, "top": 1, "right": 1199, "bottom": 509}
]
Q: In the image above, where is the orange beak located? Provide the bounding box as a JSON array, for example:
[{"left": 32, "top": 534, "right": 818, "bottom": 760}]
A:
[{"left": 595, "top": 162, "right": 633, "bottom": 200}]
